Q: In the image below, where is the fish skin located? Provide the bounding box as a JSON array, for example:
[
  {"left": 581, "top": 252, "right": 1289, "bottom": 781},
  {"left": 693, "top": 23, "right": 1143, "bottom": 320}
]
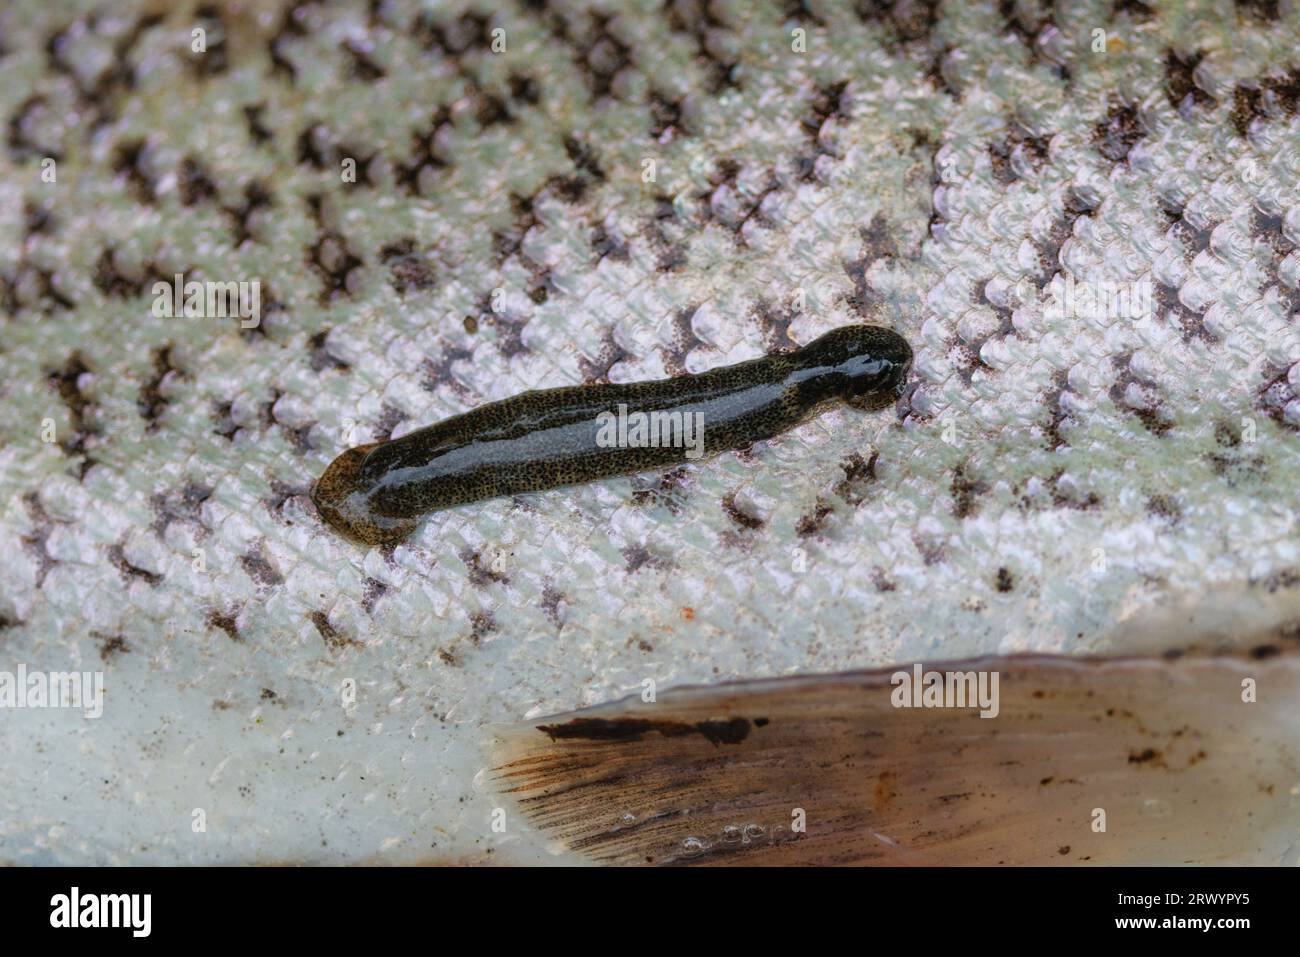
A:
[{"left": 0, "top": 0, "right": 1298, "bottom": 864}]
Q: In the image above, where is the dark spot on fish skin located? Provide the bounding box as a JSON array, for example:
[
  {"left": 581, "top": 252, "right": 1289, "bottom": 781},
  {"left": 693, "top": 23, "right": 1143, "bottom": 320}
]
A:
[
  {"left": 579, "top": 328, "right": 631, "bottom": 384},
  {"left": 663, "top": 0, "right": 739, "bottom": 94},
  {"left": 796, "top": 498, "right": 834, "bottom": 537},
  {"left": 1231, "top": 69, "right": 1300, "bottom": 138},
  {"left": 46, "top": 351, "right": 97, "bottom": 468},
  {"left": 137, "top": 345, "right": 184, "bottom": 431},
  {"left": 1093, "top": 102, "right": 1145, "bottom": 163},
  {"left": 1170, "top": 214, "right": 1216, "bottom": 260},
  {"left": 260, "top": 688, "right": 278, "bottom": 702},
  {"left": 912, "top": 529, "right": 946, "bottom": 565},
  {"left": 111, "top": 138, "right": 156, "bottom": 203},
  {"left": 541, "top": 583, "right": 567, "bottom": 629},
  {"left": 243, "top": 103, "right": 272, "bottom": 144},
  {"left": 239, "top": 546, "right": 283, "bottom": 587},
  {"left": 267, "top": 5, "right": 308, "bottom": 81},
  {"left": 1251, "top": 644, "right": 1280, "bottom": 660},
  {"left": 537, "top": 716, "right": 752, "bottom": 747},
  {"left": 563, "top": 134, "right": 606, "bottom": 184},
  {"left": 722, "top": 490, "right": 764, "bottom": 530},
  {"left": 989, "top": 120, "right": 1052, "bottom": 185},
  {"left": 631, "top": 468, "right": 690, "bottom": 513},
  {"left": 207, "top": 610, "right": 241, "bottom": 642},
  {"left": 310, "top": 611, "right": 361, "bottom": 652},
  {"left": 420, "top": 347, "right": 474, "bottom": 395},
  {"left": 438, "top": 648, "right": 457, "bottom": 666},
  {"left": 97, "top": 633, "right": 130, "bottom": 662},
  {"left": 1260, "top": 569, "right": 1300, "bottom": 594},
  {"left": 493, "top": 192, "right": 542, "bottom": 264},
  {"left": 1107, "top": 353, "right": 1174, "bottom": 436},
  {"left": 377, "top": 237, "right": 436, "bottom": 293},
  {"left": 875, "top": 0, "right": 939, "bottom": 45},
  {"left": 663, "top": 305, "right": 705, "bottom": 375},
  {"left": 361, "top": 578, "right": 388, "bottom": 615},
  {"left": 468, "top": 611, "right": 497, "bottom": 645},
  {"left": 1146, "top": 494, "right": 1182, "bottom": 525},
  {"left": 223, "top": 181, "right": 273, "bottom": 247},
  {"left": 1058, "top": 845, "right": 1070, "bottom": 856},
  {"left": 591, "top": 222, "right": 630, "bottom": 264},
  {"left": 7, "top": 94, "right": 58, "bottom": 163},
  {"left": 151, "top": 482, "right": 213, "bottom": 539},
  {"left": 834, "top": 452, "right": 878, "bottom": 506},
  {"left": 1034, "top": 216, "right": 1076, "bottom": 280},
  {"left": 1257, "top": 363, "right": 1299, "bottom": 430},
  {"left": 307, "top": 232, "right": 363, "bottom": 304},
  {"left": 754, "top": 299, "right": 800, "bottom": 354},
  {"left": 872, "top": 566, "right": 897, "bottom": 592},
  {"left": 483, "top": 311, "right": 531, "bottom": 360},
  {"left": 461, "top": 548, "right": 510, "bottom": 587},
  {"left": 843, "top": 226, "right": 889, "bottom": 317},
  {"left": 212, "top": 699, "right": 233, "bottom": 711},
  {"left": 23, "top": 197, "right": 53, "bottom": 236},
  {"left": 996, "top": 567, "right": 1015, "bottom": 592},
  {"left": 799, "top": 80, "right": 850, "bottom": 176},
  {"left": 296, "top": 124, "right": 334, "bottom": 168},
  {"left": 107, "top": 543, "right": 162, "bottom": 587},
  {"left": 307, "top": 329, "right": 350, "bottom": 373},
  {"left": 644, "top": 194, "right": 689, "bottom": 272},
  {"left": 648, "top": 89, "right": 685, "bottom": 141},
  {"left": 20, "top": 493, "right": 60, "bottom": 587},
  {"left": 1215, "top": 420, "right": 1242, "bottom": 448},
  {"left": 342, "top": 38, "right": 384, "bottom": 81},
  {"left": 1237, "top": 0, "right": 1282, "bottom": 22},
  {"left": 951, "top": 462, "right": 987, "bottom": 519},
  {"left": 622, "top": 544, "right": 666, "bottom": 574},
  {"left": 262, "top": 478, "right": 309, "bottom": 518},
  {"left": 48, "top": 352, "right": 91, "bottom": 420},
  {"left": 178, "top": 156, "right": 218, "bottom": 206},
  {"left": 1164, "top": 49, "right": 1215, "bottom": 113}
]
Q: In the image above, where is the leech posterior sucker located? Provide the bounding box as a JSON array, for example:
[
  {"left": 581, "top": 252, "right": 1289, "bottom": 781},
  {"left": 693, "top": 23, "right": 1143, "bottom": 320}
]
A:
[{"left": 311, "top": 324, "right": 912, "bottom": 547}]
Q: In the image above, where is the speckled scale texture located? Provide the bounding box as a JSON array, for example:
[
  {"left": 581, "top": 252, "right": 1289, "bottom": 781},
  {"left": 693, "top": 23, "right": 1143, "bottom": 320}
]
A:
[{"left": 0, "top": 0, "right": 1298, "bottom": 864}]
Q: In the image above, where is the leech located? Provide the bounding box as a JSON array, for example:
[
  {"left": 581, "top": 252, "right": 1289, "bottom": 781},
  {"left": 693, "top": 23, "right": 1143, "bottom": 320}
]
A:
[{"left": 311, "top": 324, "right": 912, "bottom": 547}]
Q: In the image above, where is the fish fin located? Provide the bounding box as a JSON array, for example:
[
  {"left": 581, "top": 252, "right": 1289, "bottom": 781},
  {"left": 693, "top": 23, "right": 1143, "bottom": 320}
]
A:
[{"left": 491, "top": 651, "right": 1300, "bottom": 865}]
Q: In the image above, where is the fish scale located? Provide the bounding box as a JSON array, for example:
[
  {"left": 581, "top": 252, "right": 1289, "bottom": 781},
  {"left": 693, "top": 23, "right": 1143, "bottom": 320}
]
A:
[{"left": 0, "top": 0, "right": 1297, "bottom": 864}]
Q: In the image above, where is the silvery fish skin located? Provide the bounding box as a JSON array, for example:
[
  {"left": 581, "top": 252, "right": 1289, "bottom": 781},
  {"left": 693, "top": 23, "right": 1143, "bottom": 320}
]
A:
[{"left": 0, "top": 0, "right": 1297, "bottom": 864}]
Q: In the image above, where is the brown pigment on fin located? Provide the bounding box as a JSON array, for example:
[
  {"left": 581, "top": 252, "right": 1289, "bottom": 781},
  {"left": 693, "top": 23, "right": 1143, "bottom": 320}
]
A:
[
  {"left": 492, "top": 648, "right": 1300, "bottom": 866},
  {"left": 537, "top": 716, "right": 751, "bottom": 746}
]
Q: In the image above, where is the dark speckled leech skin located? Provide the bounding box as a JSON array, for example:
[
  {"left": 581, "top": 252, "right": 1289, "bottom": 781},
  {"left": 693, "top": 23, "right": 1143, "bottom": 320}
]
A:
[{"left": 312, "top": 325, "right": 912, "bottom": 547}]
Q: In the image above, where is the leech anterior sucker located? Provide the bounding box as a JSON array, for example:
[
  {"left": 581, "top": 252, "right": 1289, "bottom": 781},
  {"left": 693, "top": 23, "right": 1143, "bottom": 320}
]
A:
[{"left": 311, "top": 324, "right": 912, "bottom": 547}]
